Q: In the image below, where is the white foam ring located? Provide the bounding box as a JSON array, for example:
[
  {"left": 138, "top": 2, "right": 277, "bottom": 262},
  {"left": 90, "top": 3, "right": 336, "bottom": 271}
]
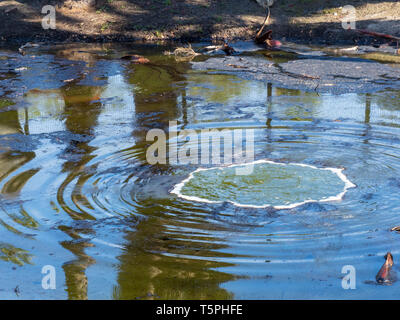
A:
[{"left": 170, "top": 159, "right": 356, "bottom": 209}]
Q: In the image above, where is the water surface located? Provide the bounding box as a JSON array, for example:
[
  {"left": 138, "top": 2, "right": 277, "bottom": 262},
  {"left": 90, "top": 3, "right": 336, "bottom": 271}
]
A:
[{"left": 1, "top": 43, "right": 400, "bottom": 299}]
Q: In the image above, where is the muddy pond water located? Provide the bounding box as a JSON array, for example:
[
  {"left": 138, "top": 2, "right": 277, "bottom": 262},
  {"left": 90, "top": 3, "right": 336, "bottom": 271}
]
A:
[{"left": 0, "top": 42, "right": 400, "bottom": 299}]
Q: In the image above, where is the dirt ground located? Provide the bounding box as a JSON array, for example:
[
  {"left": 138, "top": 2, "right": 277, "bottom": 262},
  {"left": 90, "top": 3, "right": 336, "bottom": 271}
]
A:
[{"left": 0, "top": 0, "right": 399, "bottom": 44}]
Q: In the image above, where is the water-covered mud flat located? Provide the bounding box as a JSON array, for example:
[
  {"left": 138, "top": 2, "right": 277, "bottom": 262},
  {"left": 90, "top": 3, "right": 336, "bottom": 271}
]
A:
[{"left": 0, "top": 42, "right": 400, "bottom": 299}]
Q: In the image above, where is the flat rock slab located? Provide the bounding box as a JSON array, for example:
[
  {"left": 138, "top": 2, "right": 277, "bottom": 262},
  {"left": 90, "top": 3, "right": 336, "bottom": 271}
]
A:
[{"left": 192, "top": 55, "right": 400, "bottom": 94}]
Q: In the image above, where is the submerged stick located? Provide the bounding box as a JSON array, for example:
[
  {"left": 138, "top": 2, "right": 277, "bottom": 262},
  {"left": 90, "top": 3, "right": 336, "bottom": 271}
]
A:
[{"left": 120, "top": 55, "right": 150, "bottom": 64}]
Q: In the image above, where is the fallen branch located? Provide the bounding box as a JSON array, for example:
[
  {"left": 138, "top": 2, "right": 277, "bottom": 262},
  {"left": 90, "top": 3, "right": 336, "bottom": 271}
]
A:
[
  {"left": 255, "top": 6, "right": 271, "bottom": 43},
  {"left": 255, "top": 6, "right": 281, "bottom": 48},
  {"left": 300, "top": 74, "right": 320, "bottom": 80},
  {"left": 355, "top": 29, "right": 400, "bottom": 42},
  {"left": 202, "top": 43, "right": 235, "bottom": 55}
]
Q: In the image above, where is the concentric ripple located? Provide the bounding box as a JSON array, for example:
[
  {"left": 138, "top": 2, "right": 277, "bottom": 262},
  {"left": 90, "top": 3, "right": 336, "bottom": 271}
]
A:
[{"left": 1, "top": 44, "right": 400, "bottom": 299}]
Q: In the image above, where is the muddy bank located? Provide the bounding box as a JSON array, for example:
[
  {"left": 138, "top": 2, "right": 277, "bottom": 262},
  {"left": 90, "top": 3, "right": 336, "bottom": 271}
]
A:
[
  {"left": 0, "top": 0, "right": 400, "bottom": 45},
  {"left": 192, "top": 48, "right": 400, "bottom": 94},
  {"left": 2, "top": 40, "right": 400, "bottom": 99}
]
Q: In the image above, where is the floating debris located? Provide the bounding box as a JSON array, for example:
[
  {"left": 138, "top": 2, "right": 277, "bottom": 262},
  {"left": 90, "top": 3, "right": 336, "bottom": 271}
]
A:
[
  {"left": 164, "top": 44, "right": 200, "bottom": 61},
  {"left": 376, "top": 252, "right": 396, "bottom": 285},
  {"left": 202, "top": 42, "right": 236, "bottom": 55},
  {"left": 120, "top": 54, "right": 150, "bottom": 64},
  {"left": 226, "top": 63, "right": 246, "bottom": 69},
  {"left": 328, "top": 46, "right": 359, "bottom": 53},
  {"left": 222, "top": 43, "right": 235, "bottom": 55},
  {"left": 339, "top": 46, "right": 359, "bottom": 52},
  {"left": 18, "top": 42, "right": 40, "bottom": 55},
  {"left": 14, "top": 67, "right": 28, "bottom": 72},
  {"left": 14, "top": 285, "right": 20, "bottom": 297}
]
